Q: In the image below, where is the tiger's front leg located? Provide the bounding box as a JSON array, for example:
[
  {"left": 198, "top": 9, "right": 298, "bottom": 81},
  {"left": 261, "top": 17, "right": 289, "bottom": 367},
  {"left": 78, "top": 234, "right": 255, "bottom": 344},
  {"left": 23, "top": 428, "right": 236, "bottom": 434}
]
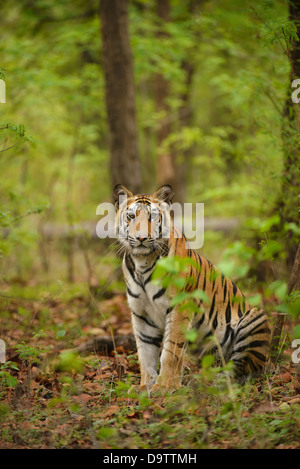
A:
[
  {"left": 130, "top": 312, "right": 164, "bottom": 394},
  {"left": 151, "top": 307, "right": 189, "bottom": 394}
]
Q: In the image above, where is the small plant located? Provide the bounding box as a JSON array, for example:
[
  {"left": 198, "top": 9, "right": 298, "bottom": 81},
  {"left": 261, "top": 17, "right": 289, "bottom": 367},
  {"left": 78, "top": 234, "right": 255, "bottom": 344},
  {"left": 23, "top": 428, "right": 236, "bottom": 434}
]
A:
[
  {"left": 54, "top": 351, "right": 85, "bottom": 374},
  {"left": 0, "top": 403, "right": 11, "bottom": 422},
  {"left": 15, "top": 341, "right": 46, "bottom": 366},
  {"left": 0, "top": 361, "right": 19, "bottom": 390}
]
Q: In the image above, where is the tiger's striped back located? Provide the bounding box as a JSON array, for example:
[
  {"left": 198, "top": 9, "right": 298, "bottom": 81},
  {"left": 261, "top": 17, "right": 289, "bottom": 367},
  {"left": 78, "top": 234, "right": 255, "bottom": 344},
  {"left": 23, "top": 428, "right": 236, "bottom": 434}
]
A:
[{"left": 169, "top": 226, "right": 271, "bottom": 378}]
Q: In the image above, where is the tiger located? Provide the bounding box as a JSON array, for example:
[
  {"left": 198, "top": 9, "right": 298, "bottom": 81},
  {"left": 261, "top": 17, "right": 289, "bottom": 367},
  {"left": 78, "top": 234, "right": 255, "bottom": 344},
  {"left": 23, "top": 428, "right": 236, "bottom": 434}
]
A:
[{"left": 113, "top": 183, "right": 271, "bottom": 395}]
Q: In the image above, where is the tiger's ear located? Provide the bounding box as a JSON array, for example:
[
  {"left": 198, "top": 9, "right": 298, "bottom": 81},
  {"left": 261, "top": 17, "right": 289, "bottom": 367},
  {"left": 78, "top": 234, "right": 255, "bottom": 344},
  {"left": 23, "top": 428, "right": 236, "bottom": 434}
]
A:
[
  {"left": 153, "top": 184, "right": 174, "bottom": 205},
  {"left": 113, "top": 184, "right": 133, "bottom": 209}
]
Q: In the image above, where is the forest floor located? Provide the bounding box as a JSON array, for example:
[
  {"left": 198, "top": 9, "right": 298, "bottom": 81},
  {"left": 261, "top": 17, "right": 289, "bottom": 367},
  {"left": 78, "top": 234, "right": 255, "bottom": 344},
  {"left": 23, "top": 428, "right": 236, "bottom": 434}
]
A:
[{"left": 0, "top": 280, "right": 300, "bottom": 450}]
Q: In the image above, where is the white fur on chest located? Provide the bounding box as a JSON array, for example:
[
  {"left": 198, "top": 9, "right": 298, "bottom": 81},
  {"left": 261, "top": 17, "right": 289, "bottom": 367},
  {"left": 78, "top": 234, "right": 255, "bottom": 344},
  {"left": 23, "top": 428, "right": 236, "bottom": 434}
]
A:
[{"left": 123, "top": 254, "right": 169, "bottom": 332}]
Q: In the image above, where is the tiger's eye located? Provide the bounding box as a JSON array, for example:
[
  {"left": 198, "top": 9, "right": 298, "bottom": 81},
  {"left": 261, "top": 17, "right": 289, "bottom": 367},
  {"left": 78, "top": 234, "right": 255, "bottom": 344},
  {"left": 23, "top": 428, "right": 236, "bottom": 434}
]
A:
[{"left": 127, "top": 212, "right": 135, "bottom": 220}]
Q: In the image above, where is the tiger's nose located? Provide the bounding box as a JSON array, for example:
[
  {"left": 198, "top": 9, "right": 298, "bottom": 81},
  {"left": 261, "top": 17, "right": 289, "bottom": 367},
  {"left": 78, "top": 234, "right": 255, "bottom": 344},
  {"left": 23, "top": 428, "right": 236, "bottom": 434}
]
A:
[{"left": 137, "top": 235, "right": 147, "bottom": 242}]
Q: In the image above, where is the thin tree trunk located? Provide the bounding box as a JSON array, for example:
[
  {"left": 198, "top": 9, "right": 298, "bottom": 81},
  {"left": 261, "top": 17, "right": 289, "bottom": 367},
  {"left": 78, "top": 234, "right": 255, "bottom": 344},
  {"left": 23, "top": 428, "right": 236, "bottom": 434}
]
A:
[
  {"left": 176, "top": 61, "right": 194, "bottom": 204},
  {"left": 278, "top": 0, "right": 300, "bottom": 269},
  {"left": 100, "top": 0, "right": 141, "bottom": 194},
  {"left": 270, "top": 241, "right": 300, "bottom": 353},
  {"left": 65, "top": 134, "right": 78, "bottom": 283},
  {"left": 270, "top": 1, "right": 300, "bottom": 351},
  {"left": 154, "top": 0, "right": 197, "bottom": 202},
  {"left": 154, "top": 0, "right": 177, "bottom": 192},
  {"left": 259, "top": 1, "right": 300, "bottom": 357},
  {"left": 288, "top": 242, "right": 300, "bottom": 293}
]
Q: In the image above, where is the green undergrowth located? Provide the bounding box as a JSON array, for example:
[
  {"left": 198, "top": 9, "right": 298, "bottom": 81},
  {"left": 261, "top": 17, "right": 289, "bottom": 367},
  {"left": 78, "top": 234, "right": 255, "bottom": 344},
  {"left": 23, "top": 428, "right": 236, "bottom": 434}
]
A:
[
  {"left": 1, "top": 354, "right": 300, "bottom": 449},
  {"left": 0, "top": 277, "right": 299, "bottom": 449},
  {"left": 0, "top": 247, "right": 299, "bottom": 449}
]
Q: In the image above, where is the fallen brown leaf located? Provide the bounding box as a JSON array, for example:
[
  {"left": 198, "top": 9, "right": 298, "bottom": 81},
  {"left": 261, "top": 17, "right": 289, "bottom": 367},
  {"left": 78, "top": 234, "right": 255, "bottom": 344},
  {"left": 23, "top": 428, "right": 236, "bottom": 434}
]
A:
[{"left": 105, "top": 404, "right": 120, "bottom": 417}]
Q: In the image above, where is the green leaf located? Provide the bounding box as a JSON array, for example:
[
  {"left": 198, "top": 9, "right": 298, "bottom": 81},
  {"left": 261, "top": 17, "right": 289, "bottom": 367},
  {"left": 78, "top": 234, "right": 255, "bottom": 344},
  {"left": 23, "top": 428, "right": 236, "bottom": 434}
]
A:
[
  {"left": 220, "top": 401, "right": 234, "bottom": 416},
  {"left": 185, "top": 328, "right": 198, "bottom": 343},
  {"left": 259, "top": 215, "right": 280, "bottom": 232},
  {"left": 191, "top": 290, "right": 209, "bottom": 303},
  {"left": 56, "top": 329, "right": 66, "bottom": 339},
  {"left": 173, "top": 277, "right": 187, "bottom": 289},
  {"left": 293, "top": 324, "right": 300, "bottom": 339},
  {"left": 55, "top": 351, "right": 84, "bottom": 373},
  {"left": 259, "top": 240, "right": 283, "bottom": 260},
  {"left": 248, "top": 293, "right": 262, "bottom": 307},
  {"left": 202, "top": 354, "right": 214, "bottom": 369},
  {"left": 0, "top": 371, "right": 18, "bottom": 388},
  {"left": 170, "top": 292, "right": 190, "bottom": 307},
  {"left": 267, "top": 281, "right": 287, "bottom": 301},
  {"left": 284, "top": 222, "right": 300, "bottom": 236},
  {"left": 97, "top": 427, "right": 117, "bottom": 441}
]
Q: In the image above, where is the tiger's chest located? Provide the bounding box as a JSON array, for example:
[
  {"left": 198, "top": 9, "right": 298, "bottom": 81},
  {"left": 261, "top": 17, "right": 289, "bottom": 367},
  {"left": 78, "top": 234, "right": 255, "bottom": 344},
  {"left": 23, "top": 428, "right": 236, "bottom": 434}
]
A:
[{"left": 123, "top": 255, "right": 169, "bottom": 331}]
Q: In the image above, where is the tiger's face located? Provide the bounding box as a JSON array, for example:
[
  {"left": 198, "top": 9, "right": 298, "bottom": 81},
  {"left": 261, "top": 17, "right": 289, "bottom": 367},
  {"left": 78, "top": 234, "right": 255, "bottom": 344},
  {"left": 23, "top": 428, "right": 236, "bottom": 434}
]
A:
[{"left": 113, "top": 184, "right": 174, "bottom": 257}]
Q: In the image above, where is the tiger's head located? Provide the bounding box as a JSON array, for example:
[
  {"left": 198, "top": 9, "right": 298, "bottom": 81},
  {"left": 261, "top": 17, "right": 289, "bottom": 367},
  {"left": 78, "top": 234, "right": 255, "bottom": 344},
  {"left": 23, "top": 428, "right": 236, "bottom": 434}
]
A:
[{"left": 113, "top": 184, "right": 174, "bottom": 257}]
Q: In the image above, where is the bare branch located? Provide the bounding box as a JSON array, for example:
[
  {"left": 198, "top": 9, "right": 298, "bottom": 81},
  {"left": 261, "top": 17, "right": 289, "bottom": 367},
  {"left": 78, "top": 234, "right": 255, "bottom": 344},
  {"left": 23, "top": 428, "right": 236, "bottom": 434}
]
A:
[{"left": 0, "top": 137, "right": 24, "bottom": 153}]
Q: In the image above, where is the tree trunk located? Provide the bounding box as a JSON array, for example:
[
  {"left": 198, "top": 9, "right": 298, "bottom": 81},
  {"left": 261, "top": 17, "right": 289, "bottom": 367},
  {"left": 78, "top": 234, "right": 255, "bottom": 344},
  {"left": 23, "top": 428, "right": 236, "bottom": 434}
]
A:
[
  {"left": 154, "top": 0, "right": 196, "bottom": 203},
  {"left": 269, "top": 1, "right": 300, "bottom": 356},
  {"left": 278, "top": 0, "right": 300, "bottom": 269},
  {"left": 176, "top": 61, "right": 194, "bottom": 204},
  {"left": 270, "top": 241, "right": 300, "bottom": 353},
  {"left": 154, "top": 0, "right": 177, "bottom": 193},
  {"left": 288, "top": 241, "right": 300, "bottom": 293},
  {"left": 100, "top": 0, "right": 141, "bottom": 194}
]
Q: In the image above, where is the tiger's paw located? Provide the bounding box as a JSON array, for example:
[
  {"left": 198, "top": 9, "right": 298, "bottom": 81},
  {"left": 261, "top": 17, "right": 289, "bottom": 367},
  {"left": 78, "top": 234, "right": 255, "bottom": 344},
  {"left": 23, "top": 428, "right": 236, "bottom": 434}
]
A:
[
  {"left": 128, "top": 384, "right": 150, "bottom": 396},
  {"left": 150, "top": 382, "right": 181, "bottom": 397}
]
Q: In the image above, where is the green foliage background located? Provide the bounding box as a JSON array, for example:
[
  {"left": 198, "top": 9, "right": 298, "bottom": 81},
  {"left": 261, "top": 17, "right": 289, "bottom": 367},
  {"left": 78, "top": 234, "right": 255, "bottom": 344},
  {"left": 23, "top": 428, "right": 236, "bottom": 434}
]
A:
[
  {"left": 1, "top": 0, "right": 300, "bottom": 450},
  {"left": 0, "top": 0, "right": 297, "bottom": 285}
]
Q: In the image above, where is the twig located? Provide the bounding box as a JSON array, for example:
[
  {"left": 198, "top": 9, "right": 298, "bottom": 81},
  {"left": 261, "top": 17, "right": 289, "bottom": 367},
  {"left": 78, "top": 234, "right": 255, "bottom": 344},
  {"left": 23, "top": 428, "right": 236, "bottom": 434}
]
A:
[
  {"left": 86, "top": 287, "right": 117, "bottom": 353},
  {"left": 250, "top": 7, "right": 287, "bottom": 55},
  {"left": 0, "top": 137, "right": 24, "bottom": 153},
  {"left": 264, "top": 90, "right": 284, "bottom": 116}
]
